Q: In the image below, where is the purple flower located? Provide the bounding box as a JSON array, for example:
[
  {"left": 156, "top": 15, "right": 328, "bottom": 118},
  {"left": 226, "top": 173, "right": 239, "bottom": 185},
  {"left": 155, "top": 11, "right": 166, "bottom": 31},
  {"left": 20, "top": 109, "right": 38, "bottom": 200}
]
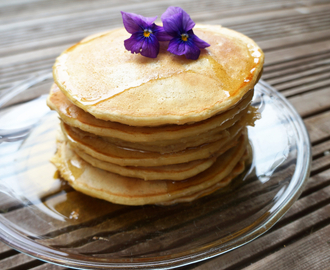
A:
[
  {"left": 161, "top": 7, "right": 210, "bottom": 60},
  {"left": 121, "top": 11, "right": 171, "bottom": 58}
]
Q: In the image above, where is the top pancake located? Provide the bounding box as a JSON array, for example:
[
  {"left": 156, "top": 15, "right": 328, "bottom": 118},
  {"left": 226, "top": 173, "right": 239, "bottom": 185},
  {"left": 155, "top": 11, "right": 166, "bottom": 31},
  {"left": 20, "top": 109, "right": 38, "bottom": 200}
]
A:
[{"left": 53, "top": 25, "right": 264, "bottom": 126}]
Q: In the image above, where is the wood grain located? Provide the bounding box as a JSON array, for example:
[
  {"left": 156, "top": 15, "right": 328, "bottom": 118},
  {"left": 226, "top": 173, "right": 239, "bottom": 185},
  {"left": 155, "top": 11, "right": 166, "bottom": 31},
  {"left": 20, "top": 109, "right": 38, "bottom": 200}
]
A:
[{"left": 243, "top": 224, "right": 330, "bottom": 270}]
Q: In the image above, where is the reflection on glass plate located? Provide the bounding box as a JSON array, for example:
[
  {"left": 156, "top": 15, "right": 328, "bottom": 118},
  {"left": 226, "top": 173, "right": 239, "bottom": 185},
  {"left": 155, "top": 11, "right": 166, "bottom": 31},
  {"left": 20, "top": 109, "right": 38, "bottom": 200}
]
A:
[{"left": 0, "top": 73, "right": 311, "bottom": 270}]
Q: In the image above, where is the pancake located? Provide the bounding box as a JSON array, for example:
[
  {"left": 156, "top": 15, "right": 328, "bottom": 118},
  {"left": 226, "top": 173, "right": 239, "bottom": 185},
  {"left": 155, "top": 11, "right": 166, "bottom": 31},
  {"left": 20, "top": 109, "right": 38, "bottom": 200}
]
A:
[
  {"left": 99, "top": 128, "right": 229, "bottom": 154},
  {"left": 159, "top": 152, "right": 247, "bottom": 205},
  {"left": 62, "top": 106, "right": 251, "bottom": 154},
  {"left": 73, "top": 136, "right": 239, "bottom": 180},
  {"left": 53, "top": 25, "right": 263, "bottom": 126},
  {"left": 61, "top": 122, "right": 245, "bottom": 167},
  {"left": 51, "top": 131, "right": 247, "bottom": 205},
  {"left": 47, "top": 83, "right": 253, "bottom": 142}
]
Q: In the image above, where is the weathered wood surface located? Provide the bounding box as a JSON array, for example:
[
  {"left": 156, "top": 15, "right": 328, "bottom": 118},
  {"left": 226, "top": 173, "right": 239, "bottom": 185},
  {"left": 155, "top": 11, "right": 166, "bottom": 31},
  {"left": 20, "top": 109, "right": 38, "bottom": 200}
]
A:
[{"left": 1, "top": 0, "right": 330, "bottom": 269}]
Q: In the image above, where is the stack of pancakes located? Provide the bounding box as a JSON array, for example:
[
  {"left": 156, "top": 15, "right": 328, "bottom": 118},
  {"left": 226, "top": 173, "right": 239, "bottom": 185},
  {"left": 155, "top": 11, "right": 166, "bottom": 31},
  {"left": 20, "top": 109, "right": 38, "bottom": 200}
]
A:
[{"left": 48, "top": 25, "right": 264, "bottom": 206}]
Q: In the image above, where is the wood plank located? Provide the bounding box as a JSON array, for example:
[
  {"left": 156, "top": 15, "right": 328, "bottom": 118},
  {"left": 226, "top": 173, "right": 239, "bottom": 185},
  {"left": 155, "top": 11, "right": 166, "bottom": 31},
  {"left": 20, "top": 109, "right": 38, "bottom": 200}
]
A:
[
  {"left": 3, "top": 0, "right": 326, "bottom": 25},
  {"left": 271, "top": 72, "right": 330, "bottom": 94},
  {"left": 0, "top": 0, "right": 262, "bottom": 31},
  {"left": 0, "top": 0, "right": 156, "bottom": 23},
  {"left": 0, "top": 0, "right": 45, "bottom": 8},
  {"left": 232, "top": 12, "right": 330, "bottom": 43},
  {"left": 0, "top": 241, "right": 12, "bottom": 253},
  {"left": 312, "top": 140, "right": 330, "bottom": 157},
  {"left": 0, "top": 27, "right": 109, "bottom": 57},
  {"left": 282, "top": 79, "right": 330, "bottom": 98},
  {"left": 3, "top": 15, "right": 330, "bottom": 58},
  {"left": 262, "top": 55, "right": 330, "bottom": 80},
  {"left": 2, "top": 2, "right": 329, "bottom": 52},
  {"left": 276, "top": 183, "right": 330, "bottom": 226},
  {"left": 243, "top": 16, "right": 330, "bottom": 42},
  {"left": 281, "top": 77, "right": 330, "bottom": 98},
  {"left": 1, "top": 0, "right": 328, "bottom": 48},
  {"left": 304, "top": 110, "right": 330, "bottom": 143},
  {"left": 258, "top": 29, "right": 330, "bottom": 51},
  {"left": 311, "top": 153, "right": 330, "bottom": 175},
  {"left": 265, "top": 65, "right": 330, "bottom": 86},
  {"left": 0, "top": 44, "right": 68, "bottom": 67},
  {"left": 187, "top": 189, "right": 330, "bottom": 270},
  {"left": 243, "top": 224, "right": 330, "bottom": 270},
  {"left": 178, "top": 0, "right": 330, "bottom": 25},
  {"left": 303, "top": 168, "right": 330, "bottom": 196},
  {"left": 265, "top": 40, "right": 330, "bottom": 66},
  {"left": 0, "top": 59, "right": 53, "bottom": 81},
  {"left": 263, "top": 51, "right": 330, "bottom": 74},
  {"left": 288, "top": 87, "right": 330, "bottom": 117},
  {"left": 231, "top": 8, "right": 330, "bottom": 33},
  {"left": 0, "top": 74, "right": 53, "bottom": 96},
  {"left": 0, "top": 253, "right": 37, "bottom": 269},
  {"left": 208, "top": 3, "right": 330, "bottom": 27},
  {"left": 1, "top": 79, "right": 53, "bottom": 106},
  {"left": 300, "top": 143, "right": 330, "bottom": 195}
]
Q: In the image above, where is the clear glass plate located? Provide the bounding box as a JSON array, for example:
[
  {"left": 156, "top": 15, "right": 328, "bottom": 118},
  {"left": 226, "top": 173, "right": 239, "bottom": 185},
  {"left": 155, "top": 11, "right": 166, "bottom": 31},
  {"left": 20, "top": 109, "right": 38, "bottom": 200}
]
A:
[{"left": 0, "top": 73, "right": 311, "bottom": 270}]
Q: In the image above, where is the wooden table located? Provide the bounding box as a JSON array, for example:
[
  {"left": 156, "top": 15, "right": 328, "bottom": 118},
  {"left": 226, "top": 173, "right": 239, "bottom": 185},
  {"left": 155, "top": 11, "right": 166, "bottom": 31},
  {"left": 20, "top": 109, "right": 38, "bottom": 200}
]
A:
[{"left": 1, "top": 0, "right": 330, "bottom": 269}]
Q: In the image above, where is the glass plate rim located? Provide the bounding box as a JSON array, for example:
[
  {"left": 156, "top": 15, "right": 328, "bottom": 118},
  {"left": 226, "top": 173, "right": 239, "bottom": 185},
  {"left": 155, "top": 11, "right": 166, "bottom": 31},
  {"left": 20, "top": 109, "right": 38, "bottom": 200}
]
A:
[{"left": 0, "top": 74, "right": 311, "bottom": 269}]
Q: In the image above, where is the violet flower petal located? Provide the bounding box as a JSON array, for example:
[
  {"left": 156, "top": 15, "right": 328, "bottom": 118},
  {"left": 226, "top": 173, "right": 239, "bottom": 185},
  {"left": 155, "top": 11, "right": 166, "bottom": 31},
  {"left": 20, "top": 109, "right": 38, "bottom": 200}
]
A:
[
  {"left": 180, "top": 9, "right": 195, "bottom": 31},
  {"left": 183, "top": 42, "right": 201, "bottom": 60},
  {"left": 161, "top": 7, "right": 210, "bottom": 59},
  {"left": 124, "top": 32, "right": 145, "bottom": 54},
  {"left": 167, "top": 37, "right": 187, "bottom": 55},
  {"left": 162, "top": 12, "right": 183, "bottom": 36},
  {"left": 121, "top": 11, "right": 165, "bottom": 58},
  {"left": 124, "top": 32, "right": 159, "bottom": 58},
  {"left": 141, "top": 34, "right": 159, "bottom": 58},
  {"left": 188, "top": 30, "right": 210, "bottom": 49},
  {"left": 168, "top": 37, "right": 201, "bottom": 60},
  {"left": 161, "top": 7, "right": 195, "bottom": 34},
  {"left": 121, "top": 11, "right": 157, "bottom": 34},
  {"left": 152, "top": 24, "right": 172, "bottom": 41}
]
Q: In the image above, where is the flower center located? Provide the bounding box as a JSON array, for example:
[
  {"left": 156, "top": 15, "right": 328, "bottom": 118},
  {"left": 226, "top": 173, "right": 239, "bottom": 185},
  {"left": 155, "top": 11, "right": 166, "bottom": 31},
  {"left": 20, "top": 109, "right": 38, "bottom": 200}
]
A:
[
  {"left": 143, "top": 29, "right": 152, "bottom": 38},
  {"left": 181, "top": 33, "right": 189, "bottom": 42}
]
